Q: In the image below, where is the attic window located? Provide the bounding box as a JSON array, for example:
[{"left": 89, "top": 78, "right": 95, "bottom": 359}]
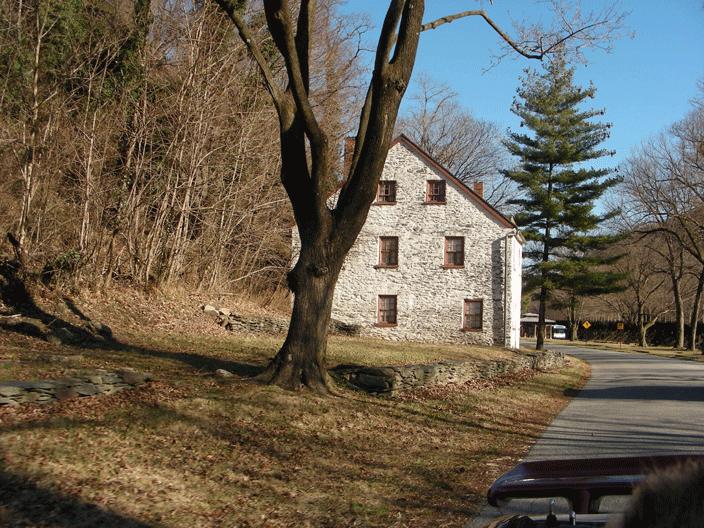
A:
[
  {"left": 377, "top": 295, "right": 397, "bottom": 326},
  {"left": 463, "top": 299, "right": 483, "bottom": 331},
  {"left": 425, "top": 180, "right": 446, "bottom": 204},
  {"left": 376, "top": 181, "right": 397, "bottom": 204},
  {"left": 444, "top": 236, "right": 464, "bottom": 268}
]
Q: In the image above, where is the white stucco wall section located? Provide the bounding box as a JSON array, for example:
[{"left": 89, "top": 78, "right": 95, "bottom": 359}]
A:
[
  {"left": 506, "top": 234, "right": 523, "bottom": 348},
  {"left": 291, "top": 140, "right": 523, "bottom": 347}
]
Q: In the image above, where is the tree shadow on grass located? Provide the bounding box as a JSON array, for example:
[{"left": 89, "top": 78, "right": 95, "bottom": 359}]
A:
[
  {"left": 0, "top": 461, "right": 157, "bottom": 528},
  {"left": 0, "top": 260, "right": 265, "bottom": 379}
]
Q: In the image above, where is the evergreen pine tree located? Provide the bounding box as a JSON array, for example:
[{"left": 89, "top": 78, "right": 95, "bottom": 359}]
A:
[{"left": 504, "top": 53, "right": 621, "bottom": 350}]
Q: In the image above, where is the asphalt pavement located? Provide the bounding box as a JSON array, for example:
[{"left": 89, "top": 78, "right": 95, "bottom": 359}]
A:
[{"left": 467, "top": 343, "right": 704, "bottom": 527}]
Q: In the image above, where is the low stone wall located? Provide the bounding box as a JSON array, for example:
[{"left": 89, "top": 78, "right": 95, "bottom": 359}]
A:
[
  {"left": 201, "top": 304, "right": 361, "bottom": 336},
  {"left": 332, "top": 350, "right": 564, "bottom": 394},
  {"left": 0, "top": 369, "right": 153, "bottom": 407}
]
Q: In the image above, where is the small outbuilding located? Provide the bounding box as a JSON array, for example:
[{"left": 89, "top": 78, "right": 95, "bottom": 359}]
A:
[{"left": 520, "top": 313, "right": 556, "bottom": 338}]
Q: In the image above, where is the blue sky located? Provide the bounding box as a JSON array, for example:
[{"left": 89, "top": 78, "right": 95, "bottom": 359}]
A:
[{"left": 341, "top": 0, "right": 704, "bottom": 168}]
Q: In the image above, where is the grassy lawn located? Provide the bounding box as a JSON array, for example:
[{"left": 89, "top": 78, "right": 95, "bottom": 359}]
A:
[{"left": 0, "top": 291, "right": 589, "bottom": 527}]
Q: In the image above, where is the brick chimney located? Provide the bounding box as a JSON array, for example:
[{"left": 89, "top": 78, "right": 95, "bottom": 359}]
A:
[
  {"left": 473, "top": 181, "right": 484, "bottom": 199},
  {"left": 343, "top": 136, "right": 356, "bottom": 177}
]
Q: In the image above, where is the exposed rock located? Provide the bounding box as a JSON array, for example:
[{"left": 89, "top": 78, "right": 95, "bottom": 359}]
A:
[
  {"left": 52, "top": 326, "right": 76, "bottom": 344},
  {"left": 46, "top": 334, "right": 63, "bottom": 345},
  {"left": 84, "top": 321, "right": 113, "bottom": 339},
  {"left": 215, "top": 369, "right": 234, "bottom": 378},
  {"left": 23, "top": 392, "right": 41, "bottom": 403},
  {"left": 330, "top": 319, "right": 362, "bottom": 337},
  {"left": 202, "top": 304, "right": 220, "bottom": 318},
  {"left": 55, "top": 387, "right": 79, "bottom": 401},
  {"left": 29, "top": 381, "right": 57, "bottom": 390},
  {"left": 44, "top": 354, "right": 84, "bottom": 364},
  {"left": 118, "top": 369, "right": 148, "bottom": 385},
  {"left": 73, "top": 383, "right": 99, "bottom": 396},
  {"left": 201, "top": 304, "right": 361, "bottom": 337},
  {"left": 0, "top": 385, "right": 23, "bottom": 397}
]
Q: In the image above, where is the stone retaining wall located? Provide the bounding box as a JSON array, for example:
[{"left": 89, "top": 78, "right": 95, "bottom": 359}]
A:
[
  {"left": 0, "top": 369, "right": 153, "bottom": 407},
  {"left": 332, "top": 350, "right": 564, "bottom": 394}
]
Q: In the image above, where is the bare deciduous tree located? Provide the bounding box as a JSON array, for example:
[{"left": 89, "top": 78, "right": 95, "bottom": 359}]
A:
[
  {"left": 213, "top": 0, "right": 626, "bottom": 391},
  {"left": 604, "top": 239, "right": 672, "bottom": 347},
  {"left": 620, "top": 96, "right": 704, "bottom": 351}
]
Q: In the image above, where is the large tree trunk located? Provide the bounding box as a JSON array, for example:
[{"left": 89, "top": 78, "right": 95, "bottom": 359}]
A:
[
  {"left": 672, "top": 275, "right": 685, "bottom": 349},
  {"left": 692, "top": 267, "right": 704, "bottom": 352},
  {"left": 259, "top": 255, "right": 340, "bottom": 392},
  {"left": 568, "top": 298, "right": 578, "bottom": 341},
  {"left": 217, "top": 0, "right": 423, "bottom": 392},
  {"left": 638, "top": 323, "right": 648, "bottom": 347},
  {"left": 570, "top": 322, "right": 578, "bottom": 341},
  {"left": 639, "top": 317, "right": 656, "bottom": 347},
  {"left": 536, "top": 175, "right": 552, "bottom": 352},
  {"left": 537, "top": 283, "right": 548, "bottom": 350}
]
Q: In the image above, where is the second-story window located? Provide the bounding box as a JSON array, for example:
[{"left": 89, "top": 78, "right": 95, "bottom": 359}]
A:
[
  {"left": 426, "top": 180, "right": 446, "bottom": 203},
  {"left": 444, "top": 236, "right": 465, "bottom": 268},
  {"left": 378, "top": 236, "right": 399, "bottom": 267},
  {"left": 376, "top": 180, "right": 397, "bottom": 204}
]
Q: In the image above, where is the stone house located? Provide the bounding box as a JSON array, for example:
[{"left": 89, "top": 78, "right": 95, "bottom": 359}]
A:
[{"left": 293, "top": 134, "right": 523, "bottom": 348}]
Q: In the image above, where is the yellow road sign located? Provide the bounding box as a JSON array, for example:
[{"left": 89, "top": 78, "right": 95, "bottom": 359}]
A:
[
  {"left": 582, "top": 321, "right": 592, "bottom": 329},
  {"left": 616, "top": 322, "right": 624, "bottom": 330}
]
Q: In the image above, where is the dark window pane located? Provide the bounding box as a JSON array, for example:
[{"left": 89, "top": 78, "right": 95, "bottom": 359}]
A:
[
  {"left": 464, "top": 300, "right": 482, "bottom": 329},
  {"left": 378, "top": 295, "right": 397, "bottom": 324},
  {"left": 377, "top": 181, "right": 397, "bottom": 203},
  {"left": 379, "top": 237, "right": 399, "bottom": 266},
  {"left": 427, "top": 180, "right": 446, "bottom": 203},
  {"left": 445, "top": 237, "right": 464, "bottom": 266}
]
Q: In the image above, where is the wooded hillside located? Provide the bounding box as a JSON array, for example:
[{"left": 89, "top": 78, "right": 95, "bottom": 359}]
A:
[{"left": 0, "top": 0, "right": 363, "bottom": 293}]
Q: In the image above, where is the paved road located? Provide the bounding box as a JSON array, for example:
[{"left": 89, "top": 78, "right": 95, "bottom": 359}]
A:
[{"left": 468, "top": 343, "right": 704, "bottom": 526}]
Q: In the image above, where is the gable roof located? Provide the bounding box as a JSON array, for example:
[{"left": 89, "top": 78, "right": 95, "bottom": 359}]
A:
[{"left": 390, "top": 134, "right": 516, "bottom": 229}]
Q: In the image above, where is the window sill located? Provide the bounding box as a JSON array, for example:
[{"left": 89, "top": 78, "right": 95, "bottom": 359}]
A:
[
  {"left": 372, "top": 201, "right": 397, "bottom": 206},
  {"left": 461, "top": 327, "right": 483, "bottom": 332},
  {"left": 374, "top": 264, "right": 398, "bottom": 269},
  {"left": 442, "top": 265, "right": 464, "bottom": 269},
  {"left": 423, "top": 201, "right": 446, "bottom": 205},
  {"left": 374, "top": 323, "right": 398, "bottom": 328}
]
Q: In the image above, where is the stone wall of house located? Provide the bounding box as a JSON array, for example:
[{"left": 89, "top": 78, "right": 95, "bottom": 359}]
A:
[
  {"left": 333, "top": 350, "right": 564, "bottom": 394},
  {"left": 293, "top": 141, "right": 522, "bottom": 346},
  {"left": 0, "top": 369, "right": 153, "bottom": 407}
]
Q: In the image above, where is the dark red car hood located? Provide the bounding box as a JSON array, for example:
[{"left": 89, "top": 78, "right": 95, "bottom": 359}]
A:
[{"left": 488, "top": 454, "right": 704, "bottom": 514}]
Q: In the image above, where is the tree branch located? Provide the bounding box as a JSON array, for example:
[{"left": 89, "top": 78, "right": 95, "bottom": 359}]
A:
[
  {"left": 335, "top": 0, "right": 424, "bottom": 251},
  {"left": 421, "top": 8, "right": 616, "bottom": 61},
  {"left": 294, "top": 0, "right": 313, "bottom": 92},
  {"left": 213, "top": 0, "right": 284, "bottom": 109},
  {"left": 264, "top": 1, "right": 325, "bottom": 150},
  {"left": 421, "top": 10, "right": 543, "bottom": 59}
]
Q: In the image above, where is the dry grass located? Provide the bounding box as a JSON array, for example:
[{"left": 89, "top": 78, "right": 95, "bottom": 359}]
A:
[{"left": 0, "top": 289, "right": 589, "bottom": 528}]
